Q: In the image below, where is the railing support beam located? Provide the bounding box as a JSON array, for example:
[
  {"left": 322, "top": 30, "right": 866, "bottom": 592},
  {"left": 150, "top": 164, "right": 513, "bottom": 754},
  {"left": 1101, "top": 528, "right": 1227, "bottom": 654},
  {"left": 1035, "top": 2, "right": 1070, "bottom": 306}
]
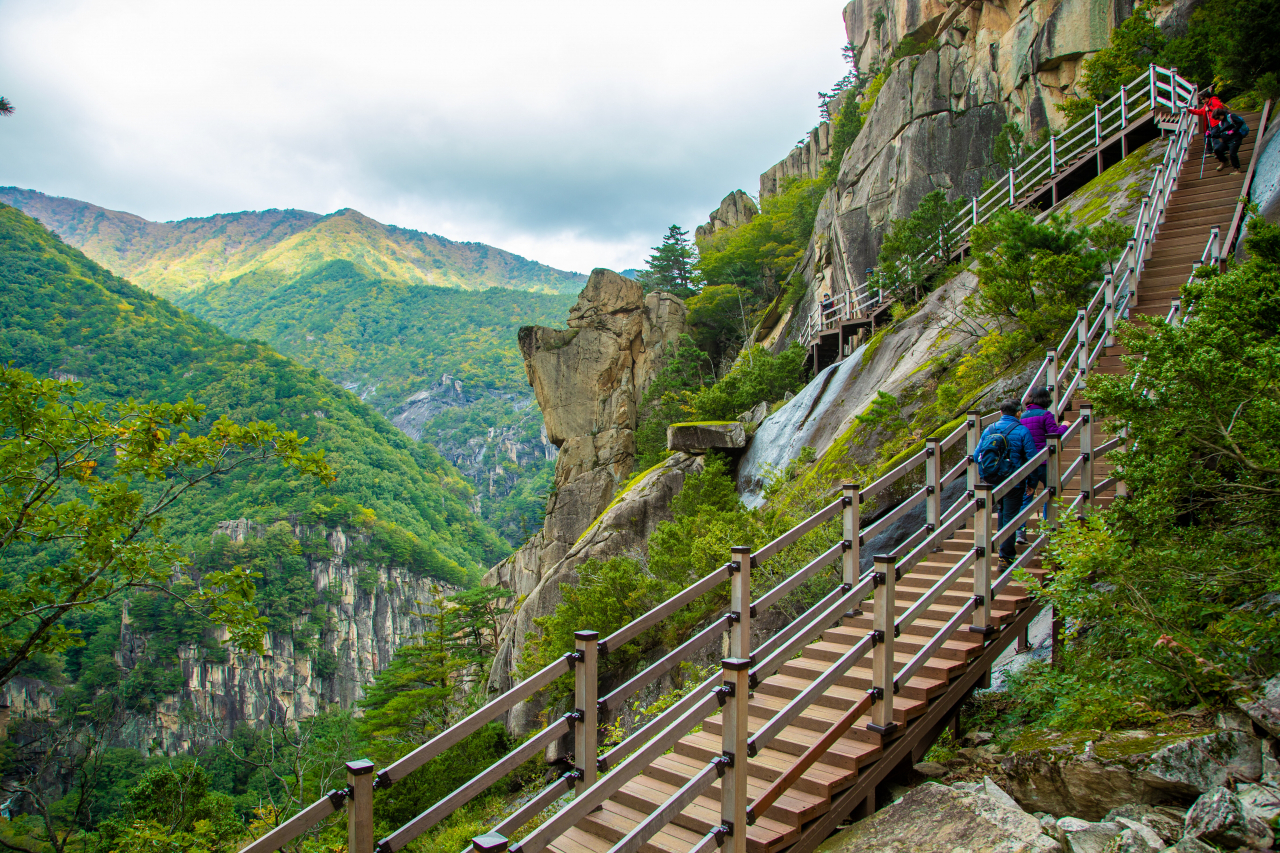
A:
[
  {"left": 1045, "top": 436, "right": 1061, "bottom": 533},
  {"left": 868, "top": 554, "right": 897, "bottom": 737},
  {"left": 842, "top": 484, "right": 861, "bottom": 586},
  {"left": 1047, "top": 350, "right": 1059, "bottom": 415},
  {"left": 924, "top": 439, "right": 941, "bottom": 530},
  {"left": 729, "top": 546, "right": 752, "bottom": 659},
  {"left": 347, "top": 759, "right": 376, "bottom": 853},
  {"left": 971, "top": 485, "right": 994, "bottom": 635},
  {"left": 1080, "top": 404, "right": 1095, "bottom": 514},
  {"left": 721, "top": 656, "right": 751, "bottom": 853},
  {"left": 573, "top": 630, "right": 599, "bottom": 794},
  {"left": 965, "top": 410, "right": 980, "bottom": 495}
]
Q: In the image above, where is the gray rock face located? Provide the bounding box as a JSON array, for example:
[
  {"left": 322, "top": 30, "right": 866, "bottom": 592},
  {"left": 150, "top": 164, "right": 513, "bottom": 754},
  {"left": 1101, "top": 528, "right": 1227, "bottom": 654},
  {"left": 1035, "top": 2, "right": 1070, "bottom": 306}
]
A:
[
  {"left": 813, "top": 782, "right": 1050, "bottom": 853},
  {"left": 1183, "top": 786, "right": 1273, "bottom": 849},
  {"left": 1056, "top": 817, "right": 1122, "bottom": 853},
  {"left": 666, "top": 421, "right": 747, "bottom": 453},
  {"left": 695, "top": 190, "right": 759, "bottom": 242},
  {"left": 1146, "top": 731, "right": 1264, "bottom": 795},
  {"left": 1104, "top": 804, "right": 1184, "bottom": 844},
  {"left": 1236, "top": 782, "right": 1280, "bottom": 825},
  {"left": 482, "top": 272, "right": 690, "bottom": 731},
  {"left": 1237, "top": 672, "right": 1280, "bottom": 738}
]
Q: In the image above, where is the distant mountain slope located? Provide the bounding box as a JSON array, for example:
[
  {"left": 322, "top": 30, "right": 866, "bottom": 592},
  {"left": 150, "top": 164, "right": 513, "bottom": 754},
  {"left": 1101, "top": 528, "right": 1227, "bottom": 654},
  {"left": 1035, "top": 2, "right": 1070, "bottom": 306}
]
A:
[
  {"left": 0, "top": 203, "right": 510, "bottom": 578},
  {"left": 0, "top": 187, "right": 586, "bottom": 297}
]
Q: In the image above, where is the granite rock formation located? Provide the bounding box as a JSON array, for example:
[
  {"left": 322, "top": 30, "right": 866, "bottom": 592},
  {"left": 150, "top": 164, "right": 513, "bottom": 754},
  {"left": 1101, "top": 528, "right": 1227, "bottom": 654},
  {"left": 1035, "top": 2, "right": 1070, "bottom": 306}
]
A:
[
  {"left": 695, "top": 190, "right": 760, "bottom": 242},
  {"left": 483, "top": 270, "right": 689, "bottom": 730}
]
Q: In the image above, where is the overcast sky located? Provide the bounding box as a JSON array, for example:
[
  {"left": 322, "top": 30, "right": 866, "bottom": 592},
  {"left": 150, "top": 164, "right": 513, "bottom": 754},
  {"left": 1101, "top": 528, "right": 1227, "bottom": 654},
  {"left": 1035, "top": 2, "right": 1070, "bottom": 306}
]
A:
[{"left": 0, "top": 0, "right": 849, "bottom": 273}]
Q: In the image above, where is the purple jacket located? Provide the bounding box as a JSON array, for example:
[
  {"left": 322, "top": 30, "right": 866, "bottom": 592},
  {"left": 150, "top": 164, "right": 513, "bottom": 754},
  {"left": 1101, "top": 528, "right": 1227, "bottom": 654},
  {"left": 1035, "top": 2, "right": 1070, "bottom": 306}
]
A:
[{"left": 1020, "top": 404, "right": 1068, "bottom": 450}]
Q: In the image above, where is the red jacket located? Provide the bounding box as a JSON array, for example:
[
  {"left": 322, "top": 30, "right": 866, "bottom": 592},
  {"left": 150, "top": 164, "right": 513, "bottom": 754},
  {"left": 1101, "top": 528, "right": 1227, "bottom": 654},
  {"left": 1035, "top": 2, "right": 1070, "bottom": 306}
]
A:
[{"left": 1190, "top": 97, "right": 1225, "bottom": 133}]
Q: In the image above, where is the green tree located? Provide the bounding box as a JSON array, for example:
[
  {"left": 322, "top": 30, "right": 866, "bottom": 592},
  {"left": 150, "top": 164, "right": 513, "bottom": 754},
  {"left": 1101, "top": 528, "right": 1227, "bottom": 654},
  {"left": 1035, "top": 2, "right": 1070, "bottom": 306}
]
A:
[
  {"left": 992, "top": 122, "right": 1025, "bottom": 172},
  {"left": 966, "top": 209, "right": 1105, "bottom": 347},
  {"left": 637, "top": 225, "right": 702, "bottom": 298},
  {"left": 0, "top": 365, "right": 332, "bottom": 690},
  {"left": 875, "top": 190, "right": 970, "bottom": 305},
  {"left": 1056, "top": 5, "right": 1165, "bottom": 122},
  {"left": 0, "top": 98, "right": 12, "bottom": 116}
]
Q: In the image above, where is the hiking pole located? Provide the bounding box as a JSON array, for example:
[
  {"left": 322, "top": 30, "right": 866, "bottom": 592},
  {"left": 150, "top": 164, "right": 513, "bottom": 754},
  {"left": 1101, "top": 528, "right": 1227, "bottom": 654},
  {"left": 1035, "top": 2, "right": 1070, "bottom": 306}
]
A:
[{"left": 1200, "top": 133, "right": 1208, "bottom": 178}]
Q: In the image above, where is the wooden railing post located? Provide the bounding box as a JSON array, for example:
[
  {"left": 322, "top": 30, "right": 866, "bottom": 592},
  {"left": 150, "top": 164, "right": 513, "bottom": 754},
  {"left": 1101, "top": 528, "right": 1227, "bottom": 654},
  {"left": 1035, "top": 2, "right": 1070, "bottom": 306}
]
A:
[
  {"left": 1094, "top": 104, "right": 1102, "bottom": 147},
  {"left": 1049, "top": 136, "right": 1057, "bottom": 175},
  {"left": 971, "top": 484, "right": 995, "bottom": 635},
  {"left": 971, "top": 196, "right": 978, "bottom": 226},
  {"left": 346, "top": 759, "right": 376, "bottom": 853},
  {"left": 720, "top": 657, "right": 750, "bottom": 853},
  {"left": 965, "top": 410, "right": 980, "bottom": 494},
  {"left": 842, "top": 484, "right": 860, "bottom": 586},
  {"left": 1008, "top": 168, "right": 1016, "bottom": 205},
  {"left": 473, "top": 832, "right": 509, "bottom": 853},
  {"left": 1045, "top": 435, "right": 1061, "bottom": 533},
  {"left": 1103, "top": 275, "right": 1117, "bottom": 348},
  {"left": 1076, "top": 308, "right": 1089, "bottom": 380},
  {"left": 1080, "top": 404, "right": 1095, "bottom": 514},
  {"left": 1046, "top": 351, "right": 1059, "bottom": 414},
  {"left": 1148, "top": 63, "right": 1157, "bottom": 109},
  {"left": 868, "top": 554, "right": 897, "bottom": 737},
  {"left": 729, "top": 546, "right": 752, "bottom": 659},
  {"left": 924, "top": 438, "right": 941, "bottom": 530},
  {"left": 573, "top": 630, "right": 599, "bottom": 794}
]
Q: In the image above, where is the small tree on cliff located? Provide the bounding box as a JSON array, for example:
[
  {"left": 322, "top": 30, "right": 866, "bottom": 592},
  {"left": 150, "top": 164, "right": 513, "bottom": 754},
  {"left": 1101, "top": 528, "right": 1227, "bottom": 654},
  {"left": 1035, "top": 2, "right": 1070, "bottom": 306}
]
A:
[{"left": 638, "top": 225, "right": 702, "bottom": 298}]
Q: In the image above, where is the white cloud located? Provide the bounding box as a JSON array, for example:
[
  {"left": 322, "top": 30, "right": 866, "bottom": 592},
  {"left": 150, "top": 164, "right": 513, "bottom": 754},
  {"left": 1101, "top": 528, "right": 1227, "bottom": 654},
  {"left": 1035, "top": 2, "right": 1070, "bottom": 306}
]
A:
[{"left": 0, "top": 0, "right": 850, "bottom": 272}]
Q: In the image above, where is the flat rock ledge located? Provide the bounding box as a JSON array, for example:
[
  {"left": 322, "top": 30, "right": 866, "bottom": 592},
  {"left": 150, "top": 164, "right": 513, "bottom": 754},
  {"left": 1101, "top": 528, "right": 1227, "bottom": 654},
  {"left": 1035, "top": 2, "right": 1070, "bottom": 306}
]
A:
[{"left": 667, "top": 421, "right": 747, "bottom": 453}]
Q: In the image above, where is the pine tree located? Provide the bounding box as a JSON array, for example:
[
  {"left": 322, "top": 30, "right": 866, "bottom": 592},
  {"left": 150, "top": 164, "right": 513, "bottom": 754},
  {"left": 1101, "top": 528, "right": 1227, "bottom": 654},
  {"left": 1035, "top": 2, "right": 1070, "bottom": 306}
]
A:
[{"left": 638, "top": 225, "right": 702, "bottom": 298}]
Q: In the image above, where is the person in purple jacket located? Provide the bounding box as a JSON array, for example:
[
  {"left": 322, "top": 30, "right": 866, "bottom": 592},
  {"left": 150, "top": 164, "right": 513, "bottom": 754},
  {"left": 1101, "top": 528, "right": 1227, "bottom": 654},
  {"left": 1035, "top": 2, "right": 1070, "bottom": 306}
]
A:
[{"left": 1017, "top": 387, "right": 1069, "bottom": 544}]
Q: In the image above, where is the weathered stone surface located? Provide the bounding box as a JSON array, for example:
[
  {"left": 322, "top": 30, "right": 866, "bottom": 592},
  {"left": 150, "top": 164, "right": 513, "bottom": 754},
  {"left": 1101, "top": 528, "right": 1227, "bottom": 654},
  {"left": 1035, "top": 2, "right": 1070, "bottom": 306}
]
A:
[
  {"left": 1000, "top": 729, "right": 1264, "bottom": 819},
  {"left": 738, "top": 400, "right": 770, "bottom": 426},
  {"left": 483, "top": 275, "right": 689, "bottom": 731},
  {"left": 1146, "top": 731, "right": 1263, "bottom": 794},
  {"left": 667, "top": 421, "right": 747, "bottom": 453},
  {"left": 914, "top": 760, "right": 949, "bottom": 778},
  {"left": 1183, "top": 787, "right": 1273, "bottom": 849},
  {"left": 1237, "top": 673, "right": 1280, "bottom": 738},
  {"left": 1236, "top": 782, "right": 1280, "bottom": 825},
  {"left": 1056, "top": 817, "right": 1122, "bottom": 853},
  {"left": 814, "top": 782, "right": 1048, "bottom": 853},
  {"left": 1112, "top": 827, "right": 1162, "bottom": 853},
  {"left": 695, "top": 190, "right": 759, "bottom": 241},
  {"left": 1104, "top": 804, "right": 1185, "bottom": 843},
  {"left": 1164, "top": 836, "right": 1217, "bottom": 853},
  {"left": 1113, "top": 817, "right": 1168, "bottom": 852}
]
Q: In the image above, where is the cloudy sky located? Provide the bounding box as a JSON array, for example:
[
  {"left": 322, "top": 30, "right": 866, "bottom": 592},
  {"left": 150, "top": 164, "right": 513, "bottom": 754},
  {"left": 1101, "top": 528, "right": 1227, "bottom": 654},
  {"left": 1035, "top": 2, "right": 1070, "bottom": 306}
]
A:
[{"left": 0, "top": 1, "right": 849, "bottom": 273}]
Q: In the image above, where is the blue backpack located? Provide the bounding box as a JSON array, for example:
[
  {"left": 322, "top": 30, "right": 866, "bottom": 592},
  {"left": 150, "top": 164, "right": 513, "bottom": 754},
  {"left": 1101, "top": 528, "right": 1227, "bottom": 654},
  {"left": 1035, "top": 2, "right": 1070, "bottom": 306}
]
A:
[{"left": 976, "top": 423, "right": 1019, "bottom": 483}]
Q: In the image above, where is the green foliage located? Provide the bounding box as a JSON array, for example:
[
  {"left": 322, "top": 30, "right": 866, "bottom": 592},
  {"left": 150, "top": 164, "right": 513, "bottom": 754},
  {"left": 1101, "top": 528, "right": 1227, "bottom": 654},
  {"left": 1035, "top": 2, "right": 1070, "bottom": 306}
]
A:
[
  {"left": 874, "top": 190, "right": 970, "bottom": 306},
  {"left": 0, "top": 362, "right": 337, "bottom": 687},
  {"left": 0, "top": 204, "right": 509, "bottom": 577},
  {"left": 634, "top": 337, "right": 719, "bottom": 470},
  {"left": 637, "top": 225, "right": 702, "bottom": 298},
  {"left": 98, "top": 763, "right": 246, "bottom": 853},
  {"left": 819, "top": 95, "right": 865, "bottom": 186},
  {"left": 690, "top": 344, "right": 808, "bottom": 421},
  {"left": 992, "top": 122, "right": 1025, "bottom": 172},
  {"left": 1083, "top": 7, "right": 1166, "bottom": 102},
  {"left": 966, "top": 209, "right": 1107, "bottom": 347},
  {"left": 1162, "top": 0, "right": 1280, "bottom": 96},
  {"left": 1009, "top": 220, "right": 1280, "bottom": 726}
]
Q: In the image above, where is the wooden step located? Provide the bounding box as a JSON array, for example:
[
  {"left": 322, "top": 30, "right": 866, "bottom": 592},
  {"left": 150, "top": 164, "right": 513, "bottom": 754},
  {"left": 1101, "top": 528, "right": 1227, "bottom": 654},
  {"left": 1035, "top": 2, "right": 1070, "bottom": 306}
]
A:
[
  {"left": 578, "top": 802, "right": 707, "bottom": 853},
  {"left": 612, "top": 776, "right": 797, "bottom": 853},
  {"left": 675, "top": 730, "right": 856, "bottom": 796}
]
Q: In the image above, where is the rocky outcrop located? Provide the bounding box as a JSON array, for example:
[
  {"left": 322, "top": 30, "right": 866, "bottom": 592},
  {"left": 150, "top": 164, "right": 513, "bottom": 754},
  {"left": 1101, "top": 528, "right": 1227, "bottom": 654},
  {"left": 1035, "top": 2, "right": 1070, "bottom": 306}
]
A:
[
  {"left": 760, "top": 92, "right": 853, "bottom": 199},
  {"left": 2, "top": 519, "right": 453, "bottom": 755},
  {"left": 666, "top": 421, "right": 747, "bottom": 453},
  {"left": 483, "top": 271, "right": 689, "bottom": 730},
  {"left": 695, "top": 190, "right": 759, "bottom": 242}
]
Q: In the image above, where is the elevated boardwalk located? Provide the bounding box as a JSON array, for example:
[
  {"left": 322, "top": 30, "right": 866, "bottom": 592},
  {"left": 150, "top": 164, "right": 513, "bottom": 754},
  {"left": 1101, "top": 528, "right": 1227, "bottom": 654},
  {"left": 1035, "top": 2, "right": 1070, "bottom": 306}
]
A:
[{"left": 236, "top": 69, "right": 1273, "bottom": 853}]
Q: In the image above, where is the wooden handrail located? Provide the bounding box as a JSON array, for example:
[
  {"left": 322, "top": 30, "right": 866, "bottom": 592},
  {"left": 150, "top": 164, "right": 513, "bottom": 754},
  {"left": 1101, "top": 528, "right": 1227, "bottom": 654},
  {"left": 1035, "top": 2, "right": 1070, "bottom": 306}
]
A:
[
  {"left": 895, "top": 549, "right": 976, "bottom": 632},
  {"left": 607, "top": 760, "right": 720, "bottom": 853},
  {"left": 747, "top": 693, "right": 873, "bottom": 825},
  {"left": 752, "top": 498, "right": 843, "bottom": 565},
  {"left": 894, "top": 597, "right": 977, "bottom": 689},
  {"left": 600, "top": 564, "right": 729, "bottom": 653}
]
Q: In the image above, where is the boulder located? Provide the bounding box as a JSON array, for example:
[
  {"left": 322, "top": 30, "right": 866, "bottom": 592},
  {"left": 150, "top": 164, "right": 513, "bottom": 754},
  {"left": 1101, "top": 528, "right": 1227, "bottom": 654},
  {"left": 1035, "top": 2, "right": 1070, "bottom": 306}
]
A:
[
  {"left": 1111, "top": 828, "right": 1162, "bottom": 853},
  {"left": 1164, "top": 837, "right": 1217, "bottom": 853},
  {"left": 1104, "top": 804, "right": 1184, "bottom": 844},
  {"left": 814, "top": 782, "right": 1049, "bottom": 853},
  {"left": 913, "top": 760, "right": 948, "bottom": 778},
  {"left": 1146, "top": 731, "right": 1263, "bottom": 794},
  {"left": 1112, "top": 817, "right": 1167, "bottom": 852},
  {"left": 1235, "top": 782, "right": 1280, "bottom": 825},
  {"left": 737, "top": 400, "right": 770, "bottom": 426},
  {"left": 666, "top": 421, "right": 747, "bottom": 453},
  {"left": 965, "top": 731, "right": 997, "bottom": 747},
  {"left": 1055, "top": 817, "right": 1122, "bottom": 853},
  {"left": 1183, "top": 787, "right": 1273, "bottom": 849},
  {"left": 1237, "top": 673, "right": 1280, "bottom": 739}
]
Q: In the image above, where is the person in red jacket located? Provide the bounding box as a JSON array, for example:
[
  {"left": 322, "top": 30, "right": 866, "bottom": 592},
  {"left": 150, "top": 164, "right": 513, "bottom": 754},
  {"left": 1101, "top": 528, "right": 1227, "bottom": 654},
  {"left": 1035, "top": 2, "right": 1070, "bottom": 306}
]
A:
[{"left": 1189, "top": 91, "right": 1225, "bottom": 134}]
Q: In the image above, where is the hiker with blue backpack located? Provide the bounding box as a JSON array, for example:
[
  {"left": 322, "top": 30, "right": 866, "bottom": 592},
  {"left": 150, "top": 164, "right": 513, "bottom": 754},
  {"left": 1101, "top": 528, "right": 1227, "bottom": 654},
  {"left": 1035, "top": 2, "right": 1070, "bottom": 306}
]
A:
[
  {"left": 1208, "top": 107, "right": 1249, "bottom": 174},
  {"left": 1015, "top": 387, "right": 1070, "bottom": 545},
  {"left": 976, "top": 401, "right": 1037, "bottom": 566}
]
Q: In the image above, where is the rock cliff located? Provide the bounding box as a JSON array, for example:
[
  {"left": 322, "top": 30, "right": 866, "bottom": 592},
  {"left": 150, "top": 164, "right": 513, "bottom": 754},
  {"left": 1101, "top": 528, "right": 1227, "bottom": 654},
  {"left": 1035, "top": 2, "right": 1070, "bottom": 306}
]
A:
[
  {"left": 695, "top": 190, "right": 760, "bottom": 242},
  {"left": 482, "top": 270, "right": 690, "bottom": 731},
  {"left": 2, "top": 519, "right": 452, "bottom": 755}
]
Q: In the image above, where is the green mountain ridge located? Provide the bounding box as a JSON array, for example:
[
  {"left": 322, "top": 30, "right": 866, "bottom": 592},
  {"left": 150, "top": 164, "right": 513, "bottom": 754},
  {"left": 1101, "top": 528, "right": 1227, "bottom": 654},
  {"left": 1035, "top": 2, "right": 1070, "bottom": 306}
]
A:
[
  {"left": 0, "top": 202, "right": 510, "bottom": 579},
  {"left": 0, "top": 187, "right": 587, "bottom": 297}
]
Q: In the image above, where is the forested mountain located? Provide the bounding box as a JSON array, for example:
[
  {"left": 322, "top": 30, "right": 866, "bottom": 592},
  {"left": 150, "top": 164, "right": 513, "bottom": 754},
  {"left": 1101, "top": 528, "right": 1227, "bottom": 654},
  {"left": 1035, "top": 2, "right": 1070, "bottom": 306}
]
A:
[
  {"left": 0, "top": 203, "right": 510, "bottom": 579},
  {"left": 0, "top": 187, "right": 583, "bottom": 544},
  {"left": 0, "top": 188, "right": 586, "bottom": 297}
]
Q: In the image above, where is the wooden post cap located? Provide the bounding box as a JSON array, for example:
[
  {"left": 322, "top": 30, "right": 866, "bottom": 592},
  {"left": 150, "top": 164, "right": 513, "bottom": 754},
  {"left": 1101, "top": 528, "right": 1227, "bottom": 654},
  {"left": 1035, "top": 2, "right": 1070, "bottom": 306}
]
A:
[
  {"left": 345, "top": 759, "right": 376, "bottom": 776},
  {"left": 472, "top": 832, "right": 508, "bottom": 853}
]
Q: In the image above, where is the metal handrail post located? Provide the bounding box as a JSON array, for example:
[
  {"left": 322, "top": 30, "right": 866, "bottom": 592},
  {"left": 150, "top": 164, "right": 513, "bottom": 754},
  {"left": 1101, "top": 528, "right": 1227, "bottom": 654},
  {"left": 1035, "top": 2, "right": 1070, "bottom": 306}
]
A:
[
  {"left": 1148, "top": 64, "right": 1157, "bottom": 108},
  {"left": 1008, "top": 168, "right": 1016, "bottom": 204},
  {"left": 730, "top": 546, "right": 752, "bottom": 658},
  {"left": 965, "top": 410, "right": 980, "bottom": 494},
  {"left": 868, "top": 555, "right": 897, "bottom": 736},
  {"left": 971, "top": 484, "right": 994, "bottom": 634},
  {"left": 720, "top": 657, "right": 750, "bottom": 853},
  {"left": 842, "top": 484, "right": 860, "bottom": 585},
  {"left": 924, "top": 439, "right": 941, "bottom": 530},
  {"left": 1094, "top": 105, "right": 1101, "bottom": 147},
  {"left": 1046, "top": 350, "right": 1059, "bottom": 414},
  {"left": 1049, "top": 136, "right": 1057, "bottom": 175},
  {"left": 347, "top": 760, "right": 376, "bottom": 853},
  {"left": 1120, "top": 84, "right": 1128, "bottom": 128},
  {"left": 1080, "top": 405, "right": 1095, "bottom": 513},
  {"left": 573, "top": 630, "right": 599, "bottom": 793}
]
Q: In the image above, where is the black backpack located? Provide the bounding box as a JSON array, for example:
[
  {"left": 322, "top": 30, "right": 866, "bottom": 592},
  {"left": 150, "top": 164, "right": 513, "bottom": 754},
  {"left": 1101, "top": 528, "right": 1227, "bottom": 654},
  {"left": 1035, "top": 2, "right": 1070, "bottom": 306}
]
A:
[{"left": 976, "top": 423, "right": 1019, "bottom": 484}]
